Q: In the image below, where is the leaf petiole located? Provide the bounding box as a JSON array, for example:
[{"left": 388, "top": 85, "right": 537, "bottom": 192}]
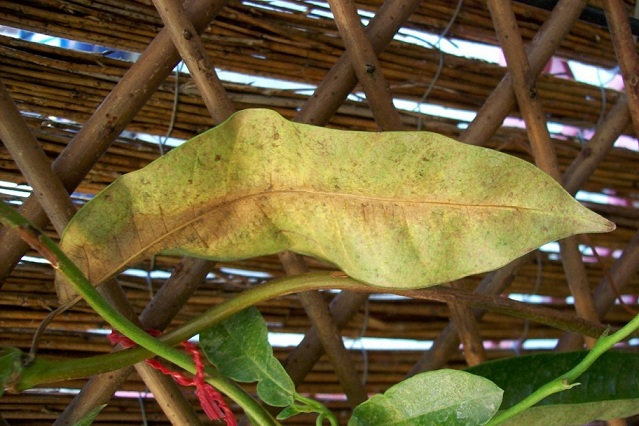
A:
[{"left": 295, "top": 393, "right": 339, "bottom": 426}]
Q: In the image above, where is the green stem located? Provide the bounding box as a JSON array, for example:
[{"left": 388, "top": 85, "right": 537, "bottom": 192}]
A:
[
  {"left": 17, "top": 272, "right": 358, "bottom": 389},
  {"left": 295, "top": 393, "right": 339, "bottom": 426},
  {"left": 0, "top": 202, "right": 278, "bottom": 426},
  {"left": 487, "top": 312, "right": 639, "bottom": 425}
]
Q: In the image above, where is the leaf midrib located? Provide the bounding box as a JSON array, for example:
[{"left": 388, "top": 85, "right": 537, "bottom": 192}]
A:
[{"left": 100, "top": 188, "right": 552, "bottom": 283}]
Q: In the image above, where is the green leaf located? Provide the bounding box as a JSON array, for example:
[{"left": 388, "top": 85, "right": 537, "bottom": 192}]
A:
[
  {"left": 0, "top": 347, "right": 23, "bottom": 397},
  {"left": 199, "top": 307, "right": 295, "bottom": 407},
  {"left": 276, "top": 403, "right": 317, "bottom": 420},
  {"left": 276, "top": 405, "right": 307, "bottom": 420},
  {"left": 349, "top": 369, "right": 503, "bottom": 425},
  {"left": 55, "top": 108, "right": 613, "bottom": 301},
  {"left": 71, "top": 404, "right": 107, "bottom": 426},
  {"left": 466, "top": 351, "right": 639, "bottom": 424}
]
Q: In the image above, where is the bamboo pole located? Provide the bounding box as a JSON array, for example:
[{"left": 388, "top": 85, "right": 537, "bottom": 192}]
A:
[
  {"left": 0, "top": 77, "right": 203, "bottom": 426},
  {"left": 326, "top": 0, "right": 403, "bottom": 130},
  {"left": 0, "top": 81, "right": 76, "bottom": 234},
  {"left": 460, "top": 0, "right": 589, "bottom": 147},
  {"left": 603, "top": 0, "right": 639, "bottom": 137},
  {"left": 151, "top": 0, "right": 234, "bottom": 122},
  {"left": 487, "top": 0, "right": 601, "bottom": 349}
]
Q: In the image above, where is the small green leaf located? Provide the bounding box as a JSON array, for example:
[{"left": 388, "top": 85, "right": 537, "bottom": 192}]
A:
[
  {"left": 0, "top": 347, "right": 23, "bottom": 397},
  {"left": 466, "top": 351, "right": 639, "bottom": 424},
  {"left": 71, "top": 404, "right": 107, "bottom": 426},
  {"left": 55, "top": 108, "right": 614, "bottom": 302},
  {"left": 349, "top": 369, "right": 503, "bottom": 425},
  {"left": 277, "top": 404, "right": 313, "bottom": 420},
  {"left": 200, "top": 307, "right": 295, "bottom": 407}
]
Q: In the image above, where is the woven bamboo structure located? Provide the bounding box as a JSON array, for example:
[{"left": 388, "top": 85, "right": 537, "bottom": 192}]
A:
[{"left": 0, "top": 0, "right": 638, "bottom": 424}]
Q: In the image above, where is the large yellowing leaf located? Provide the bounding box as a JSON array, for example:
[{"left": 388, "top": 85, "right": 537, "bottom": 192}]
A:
[{"left": 55, "top": 109, "right": 613, "bottom": 302}]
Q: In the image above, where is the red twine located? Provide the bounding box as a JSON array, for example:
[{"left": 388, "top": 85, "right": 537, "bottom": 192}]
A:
[{"left": 108, "top": 330, "right": 236, "bottom": 425}]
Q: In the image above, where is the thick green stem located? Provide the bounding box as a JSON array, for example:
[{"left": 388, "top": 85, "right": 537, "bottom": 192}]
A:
[
  {"left": 487, "top": 313, "right": 639, "bottom": 425},
  {"left": 0, "top": 202, "right": 278, "bottom": 426},
  {"left": 15, "top": 268, "right": 614, "bottom": 390},
  {"left": 17, "top": 272, "right": 356, "bottom": 389}
]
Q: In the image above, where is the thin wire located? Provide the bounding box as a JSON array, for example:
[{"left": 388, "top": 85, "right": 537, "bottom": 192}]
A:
[
  {"left": 358, "top": 297, "right": 370, "bottom": 386},
  {"left": 138, "top": 392, "right": 149, "bottom": 426},
  {"left": 146, "top": 255, "right": 156, "bottom": 300},
  {"left": 581, "top": 234, "right": 638, "bottom": 316},
  {"left": 159, "top": 61, "right": 183, "bottom": 155},
  {"left": 513, "top": 250, "right": 543, "bottom": 355},
  {"left": 346, "top": 295, "right": 370, "bottom": 386},
  {"left": 28, "top": 303, "right": 71, "bottom": 363},
  {"left": 416, "top": 0, "right": 463, "bottom": 130},
  {"left": 595, "top": 65, "right": 620, "bottom": 130}
]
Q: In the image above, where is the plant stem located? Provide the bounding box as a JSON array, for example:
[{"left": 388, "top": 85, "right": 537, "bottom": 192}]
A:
[
  {"left": 16, "top": 269, "right": 615, "bottom": 389},
  {"left": 16, "top": 272, "right": 357, "bottom": 389},
  {"left": 295, "top": 393, "right": 339, "bottom": 426},
  {"left": 487, "top": 312, "right": 639, "bottom": 425},
  {"left": 0, "top": 202, "right": 279, "bottom": 426}
]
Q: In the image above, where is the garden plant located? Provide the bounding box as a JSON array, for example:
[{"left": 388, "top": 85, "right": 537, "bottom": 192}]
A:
[{"left": 2, "top": 109, "right": 638, "bottom": 425}]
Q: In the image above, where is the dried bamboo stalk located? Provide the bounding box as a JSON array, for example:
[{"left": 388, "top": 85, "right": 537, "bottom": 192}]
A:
[
  {"left": 488, "top": 0, "right": 601, "bottom": 349},
  {"left": 327, "top": 0, "right": 403, "bottom": 130}
]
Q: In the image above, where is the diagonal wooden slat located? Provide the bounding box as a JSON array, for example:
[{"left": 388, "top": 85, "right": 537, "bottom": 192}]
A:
[
  {"left": 603, "top": 0, "right": 639, "bottom": 137},
  {"left": 294, "top": 0, "right": 422, "bottom": 126},
  {"left": 461, "top": 0, "right": 589, "bottom": 147},
  {"left": 327, "top": 0, "right": 403, "bottom": 130},
  {"left": 0, "top": 76, "right": 203, "bottom": 426},
  {"left": 447, "top": 279, "right": 487, "bottom": 366},
  {"left": 0, "top": 81, "right": 76, "bottom": 234},
  {"left": 488, "top": 0, "right": 601, "bottom": 350},
  {"left": 151, "top": 0, "right": 234, "bottom": 121}
]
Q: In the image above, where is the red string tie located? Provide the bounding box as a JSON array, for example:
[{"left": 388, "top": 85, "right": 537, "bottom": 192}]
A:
[{"left": 108, "top": 330, "right": 236, "bottom": 425}]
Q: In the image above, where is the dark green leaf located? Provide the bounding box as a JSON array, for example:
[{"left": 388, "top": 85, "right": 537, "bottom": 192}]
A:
[
  {"left": 200, "top": 307, "right": 295, "bottom": 407},
  {"left": 348, "top": 369, "right": 502, "bottom": 425},
  {"left": 466, "top": 351, "right": 639, "bottom": 424}
]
